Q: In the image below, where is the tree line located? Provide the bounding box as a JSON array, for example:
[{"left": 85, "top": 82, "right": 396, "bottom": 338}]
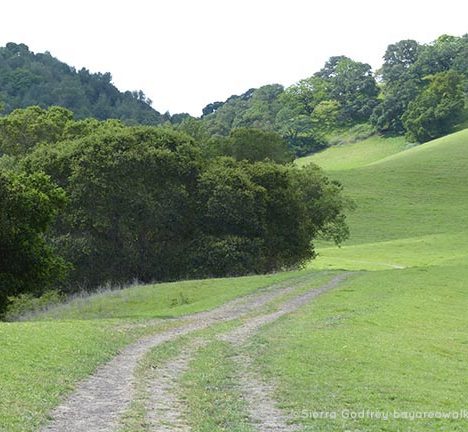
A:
[
  {"left": 0, "top": 107, "right": 352, "bottom": 316},
  {"left": 1, "top": 35, "right": 467, "bottom": 157},
  {"left": 184, "top": 34, "right": 468, "bottom": 153},
  {"left": 0, "top": 43, "right": 164, "bottom": 124}
]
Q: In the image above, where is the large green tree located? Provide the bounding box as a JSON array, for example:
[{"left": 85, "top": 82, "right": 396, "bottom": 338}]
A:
[
  {"left": 0, "top": 170, "right": 68, "bottom": 315},
  {"left": 190, "top": 158, "right": 351, "bottom": 276},
  {"left": 24, "top": 126, "right": 202, "bottom": 288},
  {"left": 315, "top": 56, "right": 379, "bottom": 123},
  {"left": 402, "top": 71, "right": 465, "bottom": 142}
]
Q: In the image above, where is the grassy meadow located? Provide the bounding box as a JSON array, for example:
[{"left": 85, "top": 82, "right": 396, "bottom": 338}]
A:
[
  {"left": 0, "top": 270, "right": 323, "bottom": 432},
  {"left": 246, "top": 129, "right": 468, "bottom": 430},
  {"left": 296, "top": 135, "right": 409, "bottom": 171},
  {"left": 1, "top": 128, "right": 467, "bottom": 431}
]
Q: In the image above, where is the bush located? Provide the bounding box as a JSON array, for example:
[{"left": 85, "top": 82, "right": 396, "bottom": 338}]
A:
[
  {"left": 4, "top": 290, "right": 64, "bottom": 321},
  {"left": 0, "top": 170, "right": 69, "bottom": 316},
  {"left": 19, "top": 122, "right": 352, "bottom": 293}
]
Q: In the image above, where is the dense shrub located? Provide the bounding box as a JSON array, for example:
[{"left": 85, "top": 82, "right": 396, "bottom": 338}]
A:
[
  {"left": 0, "top": 170, "right": 69, "bottom": 315},
  {"left": 21, "top": 124, "right": 351, "bottom": 290},
  {"left": 4, "top": 290, "right": 63, "bottom": 321}
]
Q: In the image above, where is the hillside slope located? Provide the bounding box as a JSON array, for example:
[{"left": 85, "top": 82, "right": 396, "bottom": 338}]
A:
[
  {"left": 306, "top": 128, "right": 468, "bottom": 269},
  {"left": 296, "top": 135, "right": 409, "bottom": 170},
  {"left": 0, "top": 43, "right": 163, "bottom": 124},
  {"left": 247, "top": 128, "right": 468, "bottom": 431}
]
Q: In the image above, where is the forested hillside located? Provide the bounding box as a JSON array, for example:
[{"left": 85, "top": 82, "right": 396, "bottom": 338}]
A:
[
  {"left": 181, "top": 34, "right": 468, "bottom": 155},
  {"left": 1, "top": 35, "right": 467, "bottom": 156},
  {"left": 0, "top": 43, "right": 164, "bottom": 124},
  {"left": 1, "top": 33, "right": 467, "bottom": 317}
]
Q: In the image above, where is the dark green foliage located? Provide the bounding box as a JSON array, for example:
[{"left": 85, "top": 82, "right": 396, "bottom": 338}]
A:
[
  {"left": 190, "top": 158, "right": 351, "bottom": 276},
  {"left": 24, "top": 126, "right": 201, "bottom": 288},
  {"left": 413, "top": 35, "right": 466, "bottom": 77},
  {"left": 402, "top": 71, "right": 465, "bottom": 142},
  {"left": 216, "top": 128, "right": 293, "bottom": 163},
  {"left": 0, "top": 170, "right": 68, "bottom": 315},
  {"left": 373, "top": 34, "right": 468, "bottom": 135},
  {"left": 380, "top": 40, "right": 421, "bottom": 84},
  {"left": 17, "top": 116, "right": 350, "bottom": 290},
  {"left": 0, "top": 43, "right": 162, "bottom": 124},
  {"left": 371, "top": 79, "right": 422, "bottom": 134},
  {"left": 315, "top": 56, "right": 379, "bottom": 123}
]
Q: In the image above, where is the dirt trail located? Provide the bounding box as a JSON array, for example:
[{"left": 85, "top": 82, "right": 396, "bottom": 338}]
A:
[
  {"left": 219, "top": 273, "right": 351, "bottom": 432},
  {"left": 40, "top": 275, "right": 320, "bottom": 432},
  {"left": 143, "top": 273, "right": 350, "bottom": 432},
  {"left": 145, "top": 339, "right": 205, "bottom": 432},
  {"left": 40, "top": 273, "right": 351, "bottom": 432}
]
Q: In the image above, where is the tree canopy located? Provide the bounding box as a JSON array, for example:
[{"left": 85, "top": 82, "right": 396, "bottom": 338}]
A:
[
  {"left": 0, "top": 170, "right": 68, "bottom": 315},
  {"left": 0, "top": 43, "right": 164, "bottom": 124},
  {"left": 0, "top": 111, "right": 352, "bottom": 300}
]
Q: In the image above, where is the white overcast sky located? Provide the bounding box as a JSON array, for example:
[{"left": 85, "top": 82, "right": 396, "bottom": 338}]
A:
[{"left": 1, "top": 0, "right": 467, "bottom": 116}]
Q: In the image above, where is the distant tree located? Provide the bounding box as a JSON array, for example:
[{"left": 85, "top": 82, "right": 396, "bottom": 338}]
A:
[
  {"left": 453, "top": 34, "right": 468, "bottom": 90},
  {"left": 402, "top": 71, "right": 465, "bottom": 142},
  {"left": 372, "top": 39, "right": 424, "bottom": 134},
  {"left": 170, "top": 113, "right": 192, "bottom": 125},
  {"left": 371, "top": 78, "right": 423, "bottom": 133},
  {"left": 315, "top": 56, "right": 350, "bottom": 80},
  {"left": 315, "top": 57, "right": 379, "bottom": 123},
  {"left": 281, "top": 76, "right": 329, "bottom": 115},
  {"left": 223, "top": 128, "right": 293, "bottom": 164},
  {"left": 234, "top": 84, "right": 284, "bottom": 130},
  {"left": 275, "top": 105, "right": 323, "bottom": 156},
  {"left": 0, "top": 106, "right": 73, "bottom": 156},
  {"left": 310, "top": 100, "right": 341, "bottom": 134},
  {"left": 202, "top": 101, "right": 224, "bottom": 117},
  {"left": 202, "top": 89, "right": 254, "bottom": 136},
  {"left": 413, "top": 35, "right": 465, "bottom": 77},
  {"left": 380, "top": 40, "right": 421, "bottom": 84},
  {"left": 0, "top": 170, "right": 68, "bottom": 316}
]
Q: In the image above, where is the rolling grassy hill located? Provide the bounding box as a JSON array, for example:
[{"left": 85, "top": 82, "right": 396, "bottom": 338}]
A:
[
  {"left": 306, "top": 129, "right": 468, "bottom": 269},
  {"left": 248, "top": 129, "right": 468, "bottom": 430},
  {"left": 1, "top": 130, "right": 467, "bottom": 431},
  {"left": 296, "top": 135, "right": 409, "bottom": 171}
]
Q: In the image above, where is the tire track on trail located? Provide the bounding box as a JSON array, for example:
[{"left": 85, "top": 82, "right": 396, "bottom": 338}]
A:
[
  {"left": 145, "top": 339, "right": 205, "bottom": 432},
  {"left": 140, "top": 273, "right": 351, "bottom": 432},
  {"left": 219, "top": 273, "right": 352, "bottom": 432},
  {"left": 39, "top": 273, "right": 327, "bottom": 432}
]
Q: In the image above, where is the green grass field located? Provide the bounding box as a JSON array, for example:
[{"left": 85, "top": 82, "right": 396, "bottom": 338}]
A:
[
  {"left": 312, "top": 129, "right": 468, "bottom": 268},
  {"left": 0, "top": 320, "right": 131, "bottom": 432},
  {"left": 250, "top": 265, "right": 468, "bottom": 431},
  {"left": 36, "top": 270, "right": 308, "bottom": 321},
  {"left": 247, "top": 128, "right": 468, "bottom": 430},
  {"left": 2, "top": 129, "right": 467, "bottom": 431},
  {"left": 296, "top": 135, "right": 409, "bottom": 171},
  {"left": 0, "top": 270, "right": 316, "bottom": 432}
]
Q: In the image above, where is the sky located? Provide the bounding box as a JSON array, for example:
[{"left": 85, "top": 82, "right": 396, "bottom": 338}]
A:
[{"left": 1, "top": 0, "right": 467, "bottom": 116}]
